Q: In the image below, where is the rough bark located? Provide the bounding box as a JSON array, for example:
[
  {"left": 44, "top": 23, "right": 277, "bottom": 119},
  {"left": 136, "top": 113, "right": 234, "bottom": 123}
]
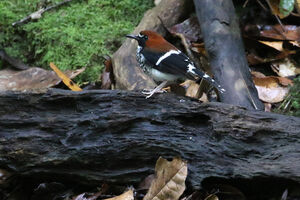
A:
[
  {"left": 112, "top": 0, "right": 192, "bottom": 90},
  {"left": 193, "top": 0, "right": 265, "bottom": 110},
  {"left": 0, "top": 89, "right": 299, "bottom": 189}
]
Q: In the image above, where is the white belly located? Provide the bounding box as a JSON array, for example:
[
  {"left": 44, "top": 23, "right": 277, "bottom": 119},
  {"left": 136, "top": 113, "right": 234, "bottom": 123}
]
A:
[{"left": 148, "top": 67, "right": 181, "bottom": 82}]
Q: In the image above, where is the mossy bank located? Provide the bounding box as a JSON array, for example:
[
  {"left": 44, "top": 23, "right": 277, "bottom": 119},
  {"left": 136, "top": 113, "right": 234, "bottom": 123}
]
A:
[{"left": 0, "top": 0, "right": 153, "bottom": 83}]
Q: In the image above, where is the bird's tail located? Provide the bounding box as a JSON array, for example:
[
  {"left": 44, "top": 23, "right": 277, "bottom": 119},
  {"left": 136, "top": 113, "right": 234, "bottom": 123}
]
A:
[{"left": 194, "top": 68, "right": 226, "bottom": 93}]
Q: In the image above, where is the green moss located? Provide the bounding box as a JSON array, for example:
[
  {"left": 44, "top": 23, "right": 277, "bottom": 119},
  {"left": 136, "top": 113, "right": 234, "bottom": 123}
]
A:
[
  {"left": 287, "top": 77, "right": 300, "bottom": 116},
  {"left": 0, "top": 0, "right": 153, "bottom": 82},
  {"left": 276, "top": 76, "right": 300, "bottom": 117}
]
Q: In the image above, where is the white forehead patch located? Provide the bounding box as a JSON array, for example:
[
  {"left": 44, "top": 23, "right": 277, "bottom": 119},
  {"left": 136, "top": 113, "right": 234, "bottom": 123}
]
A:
[{"left": 156, "top": 50, "right": 181, "bottom": 66}]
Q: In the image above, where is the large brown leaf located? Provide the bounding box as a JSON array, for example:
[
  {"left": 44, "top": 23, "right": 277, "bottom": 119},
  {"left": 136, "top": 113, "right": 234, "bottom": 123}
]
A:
[
  {"left": 143, "top": 157, "right": 187, "bottom": 200},
  {"left": 0, "top": 67, "right": 84, "bottom": 92}
]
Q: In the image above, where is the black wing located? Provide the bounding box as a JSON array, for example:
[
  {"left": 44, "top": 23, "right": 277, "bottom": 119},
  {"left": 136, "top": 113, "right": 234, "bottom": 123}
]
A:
[
  {"left": 142, "top": 48, "right": 197, "bottom": 80},
  {"left": 142, "top": 48, "right": 226, "bottom": 93}
]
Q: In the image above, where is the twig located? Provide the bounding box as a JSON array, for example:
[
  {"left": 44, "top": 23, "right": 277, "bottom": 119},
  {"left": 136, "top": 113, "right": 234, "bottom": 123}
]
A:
[
  {"left": 243, "top": 0, "right": 250, "bottom": 8},
  {"left": 264, "top": 0, "right": 285, "bottom": 32},
  {"left": 256, "top": 0, "right": 268, "bottom": 11},
  {"left": 290, "top": 12, "right": 300, "bottom": 17},
  {"left": 12, "top": 0, "right": 74, "bottom": 26}
]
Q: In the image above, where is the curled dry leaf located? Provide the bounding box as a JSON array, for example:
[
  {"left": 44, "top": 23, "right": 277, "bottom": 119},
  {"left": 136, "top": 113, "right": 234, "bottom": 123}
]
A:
[
  {"left": 50, "top": 62, "right": 82, "bottom": 91},
  {"left": 104, "top": 189, "right": 134, "bottom": 200},
  {"left": 143, "top": 157, "right": 187, "bottom": 200},
  {"left": 253, "top": 76, "right": 293, "bottom": 103},
  {"left": 101, "top": 55, "right": 115, "bottom": 89}
]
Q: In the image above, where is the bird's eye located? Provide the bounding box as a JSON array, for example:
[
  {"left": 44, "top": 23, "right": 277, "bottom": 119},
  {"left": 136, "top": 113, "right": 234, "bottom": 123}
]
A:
[{"left": 144, "top": 35, "right": 148, "bottom": 40}]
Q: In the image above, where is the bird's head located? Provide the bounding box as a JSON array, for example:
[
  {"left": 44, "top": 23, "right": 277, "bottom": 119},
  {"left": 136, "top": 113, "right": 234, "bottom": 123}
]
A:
[{"left": 126, "top": 30, "right": 176, "bottom": 52}]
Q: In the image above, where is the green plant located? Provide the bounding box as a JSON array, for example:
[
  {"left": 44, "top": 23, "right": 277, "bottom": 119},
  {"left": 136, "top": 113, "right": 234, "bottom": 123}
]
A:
[
  {"left": 277, "top": 76, "right": 300, "bottom": 116},
  {"left": 0, "top": 0, "right": 153, "bottom": 83}
]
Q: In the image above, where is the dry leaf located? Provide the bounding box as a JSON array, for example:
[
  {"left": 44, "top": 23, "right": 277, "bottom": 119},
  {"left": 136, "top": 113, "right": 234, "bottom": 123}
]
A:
[
  {"left": 253, "top": 76, "right": 292, "bottom": 103},
  {"left": 199, "top": 93, "right": 208, "bottom": 103},
  {"left": 0, "top": 67, "right": 81, "bottom": 92},
  {"left": 191, "top": 43, "right": 207, "bottom": 56},
  {"left": 73, "top": 193, "right": 87, "bottom": 200},
  {"left": 186, "top": 82, "right": 201, "bottom": 99},
  {"left": 271, "top": 58, "right": 300, "bottom": 77},
  {"left": 104, "top": 189, "right": 134, "bottom": 200},
  {"left": 72, "top": 184, "right": 108, "bottom": 200},
  {"left": 295, "top": 0, "right": 300, "bottom": 13},
  {"left": 50, "top": 62, "right": 82, "bottom": 91},
  {"left": 259, "top": 41, "right": 283, "bottom": 51},
  {"left": 289, "top": 41, "right": 300, "bottom": 47},
  {"left": 169, "top": 16, "right": 201, "bottom": 44},
  {"left": 251, "top": 71, "right": 266, "bottom": 78},
  {"left": 143, "top": 157, "right": 187, "bottom": 200},
  {"left": 180, "top": 80, "right": 201, "bottom": 99},
  {"left": 245, "top": 25, "right": 300, "bottom": 40},
  {"left": 101, "top": 55, "right": 115, "bottom": 89},
  {"left": 204, "top": 194, "right": 219, "bottom": 200},
  {"left": 138, "top": 174, "right": 155, "bottom": 191},
  {"left": 268, "top": 0, "right": 294, "bottom": 18}
]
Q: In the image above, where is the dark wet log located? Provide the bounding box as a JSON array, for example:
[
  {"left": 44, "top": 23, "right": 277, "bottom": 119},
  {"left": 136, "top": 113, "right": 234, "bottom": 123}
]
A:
[
  {"left": 112, "top": 0, "right": 192, "bottom": 90},
  {"left": 193, "top": 0, "right": 265, "bottom": 110},
  {"left": 0, "top": 89, "right": 299, "bottom": 189}
]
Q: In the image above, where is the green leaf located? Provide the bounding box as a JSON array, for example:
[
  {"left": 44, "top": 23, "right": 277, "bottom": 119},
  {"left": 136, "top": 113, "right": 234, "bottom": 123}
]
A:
[{"left": 279, "top": 0, "right": 295, "bottom": 18}]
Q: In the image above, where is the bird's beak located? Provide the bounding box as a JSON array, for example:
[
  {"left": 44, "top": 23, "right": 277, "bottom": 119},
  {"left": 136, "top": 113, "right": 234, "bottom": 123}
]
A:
[{"left": 126, "top": 34, "right": 139, "bottom": 40}]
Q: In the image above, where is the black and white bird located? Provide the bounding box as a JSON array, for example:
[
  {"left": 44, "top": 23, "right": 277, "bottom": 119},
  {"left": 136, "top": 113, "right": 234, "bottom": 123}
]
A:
[{"left": 126, "top": 30, "right": 225, "bottom": 98}]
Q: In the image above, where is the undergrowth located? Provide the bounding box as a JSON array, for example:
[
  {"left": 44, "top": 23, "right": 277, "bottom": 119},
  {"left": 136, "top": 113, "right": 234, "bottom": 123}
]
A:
[
  {"left": 0, "top": 0, "right": 153, "bottom": 83},
  {"left": 277, "top": 77, "right": 300, "bottom": 117}
]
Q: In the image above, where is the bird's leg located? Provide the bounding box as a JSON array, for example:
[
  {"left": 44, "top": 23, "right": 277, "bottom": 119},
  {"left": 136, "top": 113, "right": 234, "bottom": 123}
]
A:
[{"left": 142, "top": 81, "right": 168, "bottom": 99}]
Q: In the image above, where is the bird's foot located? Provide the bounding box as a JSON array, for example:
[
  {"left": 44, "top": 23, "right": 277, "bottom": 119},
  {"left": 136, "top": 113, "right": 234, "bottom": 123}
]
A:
[
  {"left": 142, "top": 89, "right": 166, "bottom": 99},
  {"left": 142, "top": 81, "right": 169, "bottom": 99}
]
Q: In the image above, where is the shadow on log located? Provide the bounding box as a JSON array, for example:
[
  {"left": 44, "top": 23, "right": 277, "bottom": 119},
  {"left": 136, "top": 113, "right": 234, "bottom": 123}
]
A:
[{"left": 0, "top": 89, "right": 299, "bottom": 191}]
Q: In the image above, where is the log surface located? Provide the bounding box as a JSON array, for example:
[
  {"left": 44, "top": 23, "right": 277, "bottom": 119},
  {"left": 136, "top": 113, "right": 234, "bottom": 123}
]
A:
[{"left": 0, "top": 89, "right": 299, "bottom": 188}]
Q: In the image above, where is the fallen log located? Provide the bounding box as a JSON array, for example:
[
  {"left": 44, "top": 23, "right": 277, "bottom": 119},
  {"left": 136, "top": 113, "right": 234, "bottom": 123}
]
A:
[{"left": 0, "top": 89, "right": 299, "bottom": 190}]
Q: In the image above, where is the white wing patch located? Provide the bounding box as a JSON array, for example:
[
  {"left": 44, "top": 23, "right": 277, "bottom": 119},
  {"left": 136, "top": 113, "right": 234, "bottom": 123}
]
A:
[
  {"left": 156, "top": 50, "right": 181, "bottom": 66},
  {"left": 203, "top": 74, "right": 209, "bottom": 78},
  {"left": 187, "top": 63, "right": 197, "bottom": 75}
]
